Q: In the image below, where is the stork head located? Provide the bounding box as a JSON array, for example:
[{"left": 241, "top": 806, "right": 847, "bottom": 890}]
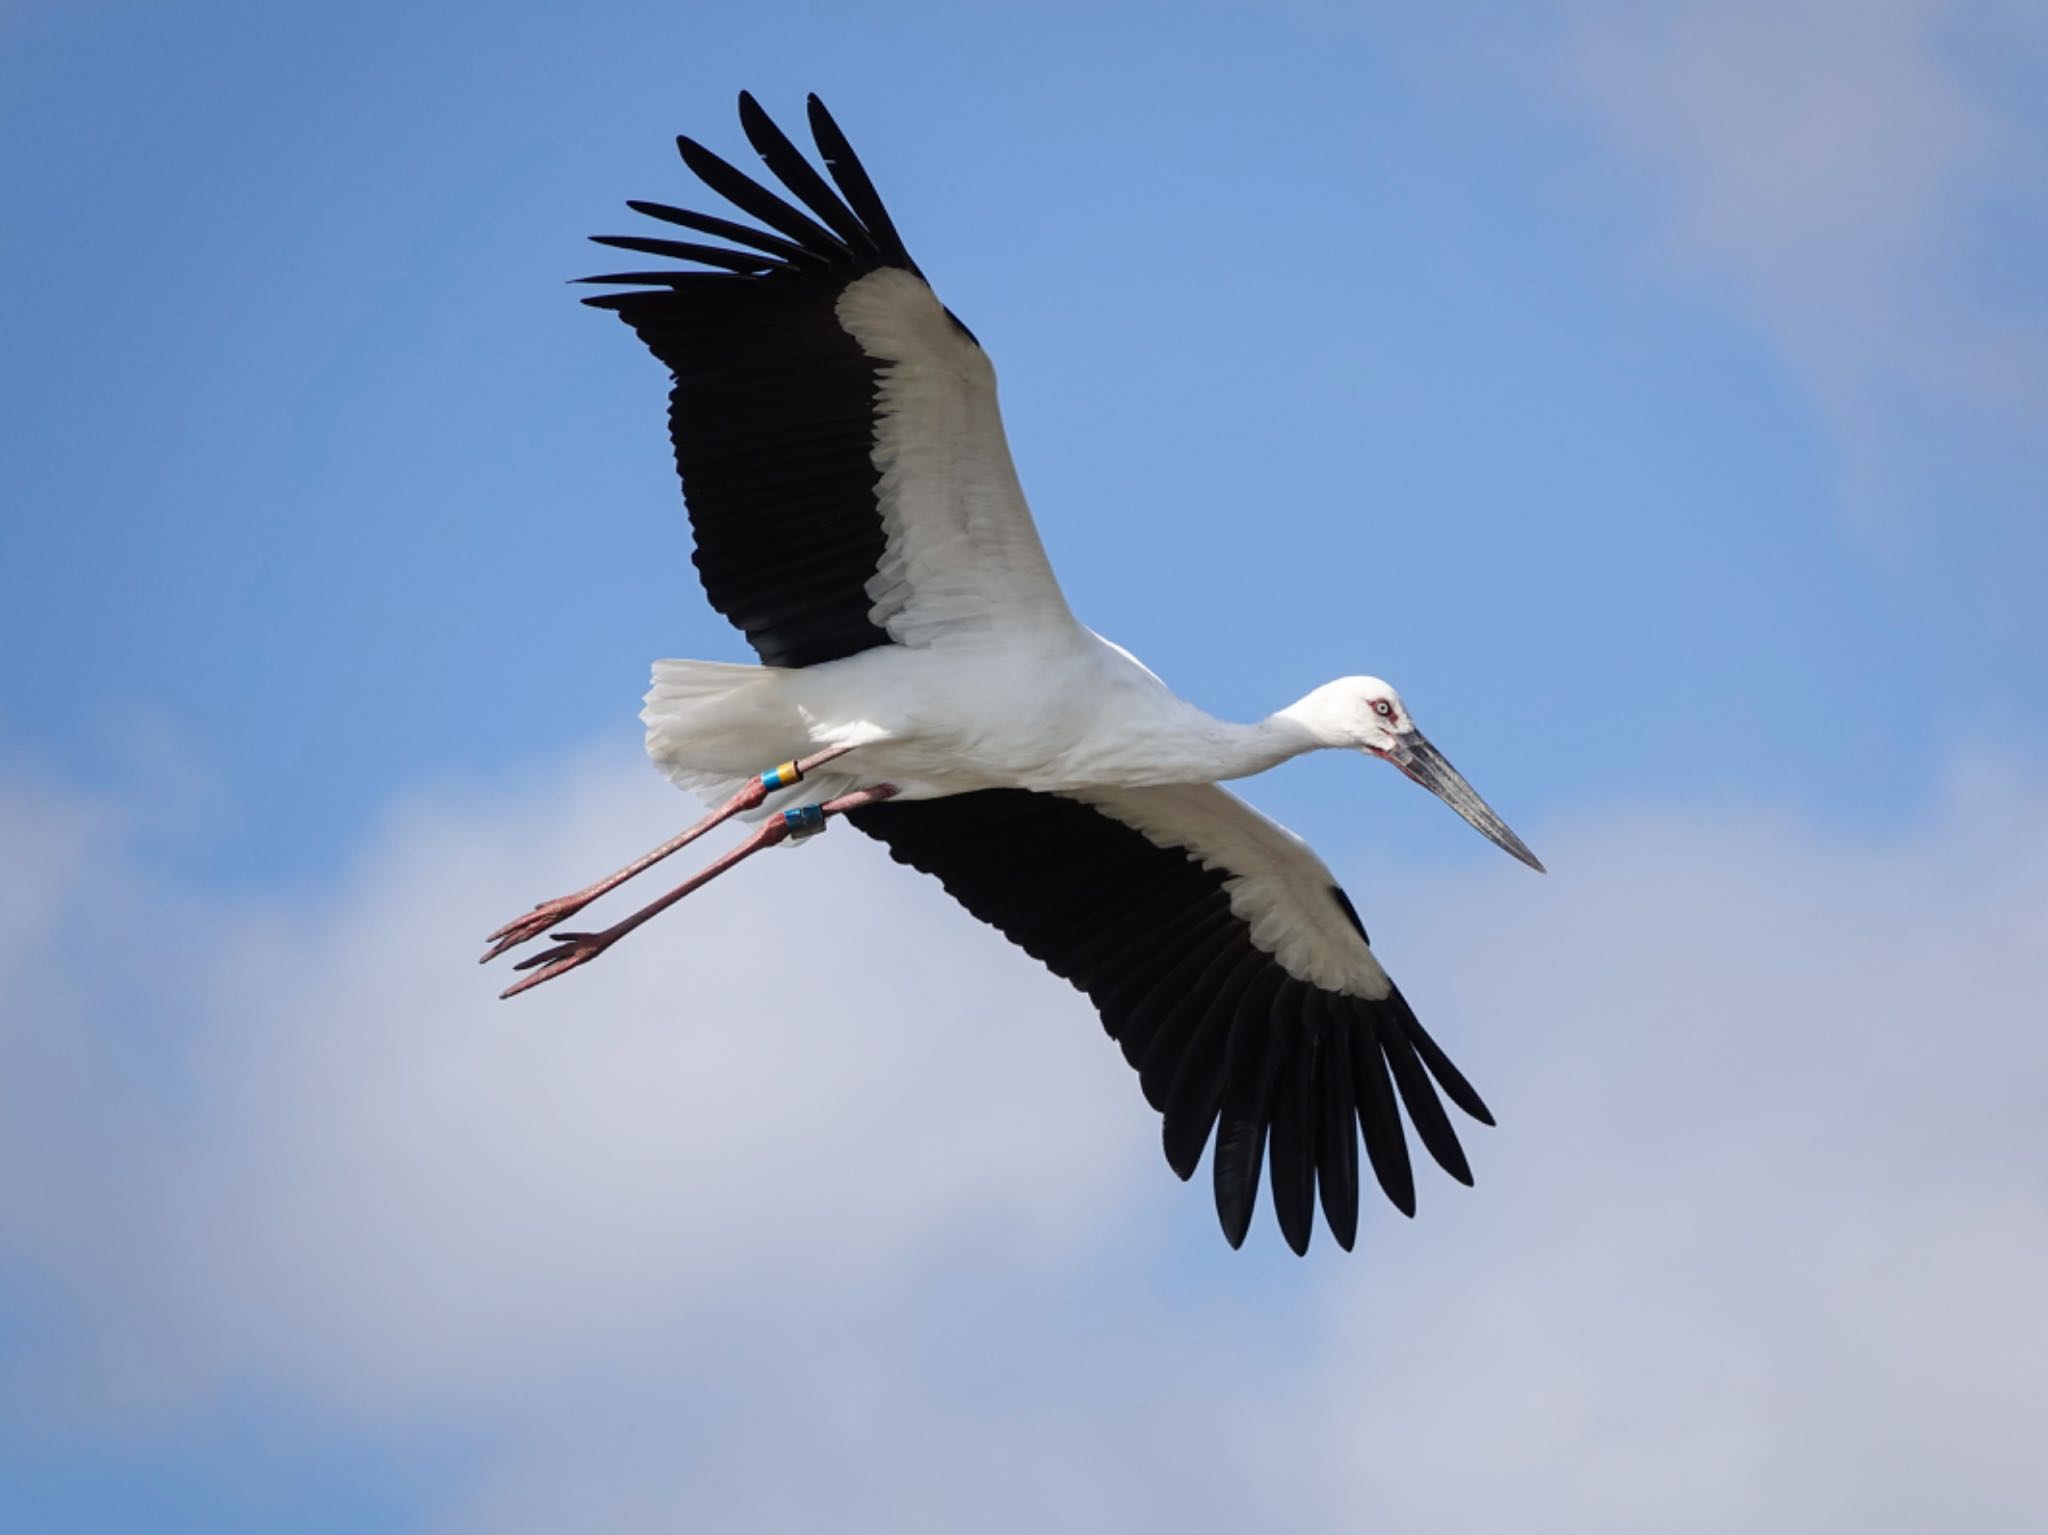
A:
[{"left": 1302, "top": 676, "right": 1545, "bottom": 873}]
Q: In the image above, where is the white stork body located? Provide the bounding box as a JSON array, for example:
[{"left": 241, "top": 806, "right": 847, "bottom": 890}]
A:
[
  {"left": 643, "top": 640, "right": 1399, "bottom": 1003},
  {"left": 646, "top": 630, "right": 1332, "bottom": 801},
  {"left": 489, "top": 94, "right": 1542, "bottom": 1255}
]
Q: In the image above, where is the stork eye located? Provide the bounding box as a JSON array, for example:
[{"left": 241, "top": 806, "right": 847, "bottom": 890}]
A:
[{"left": 1373, "top": 700, "right": 1393, "bottom": 718}]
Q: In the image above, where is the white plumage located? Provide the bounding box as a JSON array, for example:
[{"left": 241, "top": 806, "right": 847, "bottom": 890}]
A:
[{"left": 487, "top": 93, "right": 1542, "bottom": 1255}]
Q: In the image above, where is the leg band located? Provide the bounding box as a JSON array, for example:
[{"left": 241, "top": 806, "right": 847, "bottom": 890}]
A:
[
  {"left": 760, "top": 760, "right": 803, "bottom": 791},
  {"left": 781, "top": 804, "right": 827, "bottom": 839}
]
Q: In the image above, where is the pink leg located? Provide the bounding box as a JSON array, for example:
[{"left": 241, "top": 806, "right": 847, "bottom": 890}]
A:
[
  {"left": 497, "top": 783, "right": 900, "bottom": 1000},
  {"left": 480, "top": 746, "right": 855, "bottom": 964}
]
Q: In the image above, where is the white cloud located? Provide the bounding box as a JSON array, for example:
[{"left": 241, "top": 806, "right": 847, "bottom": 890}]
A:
[
  {"left": 1548, "top": 0, "right": 2047, "bottom": 534},
  {"left": 3, "top": 749, "right": 2046, "bottom": 1530},
  {"left": 2, "top": 754, "right": 1152, "bottom": 1424},
  {"left": 1302, "top": 757, "right": 2048, "bottom": 1530},
  {"left": 1566, "top": 1, "right": 1987, "bottom": 308}
]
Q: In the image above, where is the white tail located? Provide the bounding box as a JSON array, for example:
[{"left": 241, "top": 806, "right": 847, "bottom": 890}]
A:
[{"left": 641, "top": 660, "right": 861, "bottom": 817}]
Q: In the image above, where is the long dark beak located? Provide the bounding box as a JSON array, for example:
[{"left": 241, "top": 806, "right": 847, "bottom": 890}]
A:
[{"left": 1382, "top": 734, "right": 1545, "bottom": 872}]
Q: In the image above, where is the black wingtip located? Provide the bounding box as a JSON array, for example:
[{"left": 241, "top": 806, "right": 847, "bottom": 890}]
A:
[
  {"left": 673, "top": 125, "right": 852, "bottom": 257},
  {"left": 673, "top": 134, "right": 715, "bottom": 183},
  {"left": 1267, "top": 1035, "right": 1318, "bottom": 1257},
  {"left": 1217, "top": 1183, "right": 1257, "bottom": 1250},
  {"left": 735, "top": 89, "right": 768, "bottom": 140},
  {"left": 585, "top": 234, "right": 778, "bottom": 275},
  {"left": 1275, "top": 1190, "right": 1313, "bottom": 1256},
  {"left": 1387, "top": 1167, "right": 1419, "bottom": 1216},
  {"left": 1385, "top": 1031, "right": 1475, "bottom": 1187},
  {"left": 730, "top": 87, "right": 873, "bottom": 253},
  {"left": 570, "top": 272, "right": 690, "bottom": 287},
  {"left": 1317, "top": 1015, "right": 1361, "bottom": 1250},
  {"left": 1389, "top": 989, "right": 1496, "bottom": 1127},
  {"left": 1349, "top": 1000, "right": 1418, "bottom": 1218},
  {"left": 1212, "top": 1116, "right": 1264, "bottom": 1251},
  {"left": 803, "top": 92, "right": 920, "bottom": 275},
  {"left": 673, "top": 133, "right": 726, "bottom": 181}
]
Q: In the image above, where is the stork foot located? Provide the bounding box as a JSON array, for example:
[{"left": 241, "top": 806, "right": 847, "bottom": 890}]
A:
[
  {"left": 479, "top": 746, "right": 859, "bottom": 969},
  {"left": 480, "top": 896, "right": 597, "bottom": 963},
  {"left": 493, "top": 781, "right": 901, "bottom": 1001},
  {"left": 498, "top": 929, "right": 616, "bottom": 999}
]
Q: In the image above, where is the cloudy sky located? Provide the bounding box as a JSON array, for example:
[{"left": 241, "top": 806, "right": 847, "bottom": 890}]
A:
[{"left": 3, "top": 1, "right": 2044, "bottom": 1529}]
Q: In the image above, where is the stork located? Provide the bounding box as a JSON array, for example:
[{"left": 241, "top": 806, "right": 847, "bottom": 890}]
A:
[{"left": 484, "top": 94, "right": 1543, "bottom": 1255}]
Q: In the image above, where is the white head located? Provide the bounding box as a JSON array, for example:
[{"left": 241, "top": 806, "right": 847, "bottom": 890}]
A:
[
  {"left": 1287, "top": 675, "right": 1415, "bottom": 753},
  {"left": 1287, "top": 676, "right": 1544, "bottom": 872}
]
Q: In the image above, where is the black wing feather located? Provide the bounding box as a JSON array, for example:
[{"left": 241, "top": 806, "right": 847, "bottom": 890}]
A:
[
  {"left": 1119, "top": 926, "right": 1247, "bottom": 1081},
  {"left": 1391, "top": 990, "right": 1497, "bottom": 1125},
  {"left": 1267, "top": 996, "right": 1320, "bottom": 1256},
  {"left": 1383, "top": 1031, "right": 1473, "bottom": 1186},
  {"left": 1214, "top": 1014, "right": 1283, "bottom": 1251},
  {"left": 1159, "top": 957, "right": 1268, "bottom": 1180},
  {"left": 1349, "top": 998, "right": 1418, "bottom": 1217},
  {"left": 587, "top": 235, "right": 785, "bottom": 272},
  {"left": 1316, "top": 1008, "right": 1362, "bottom": 1251},
  {"left": 807, "top": 95, "right": 921, "bottom": 273},
  {"left": 671, "top": 133, "right": 853, "bottom": 256},
  {"left": 623, "top": 199, "right": 821, "bottom": 264},
  {"left": 737, "top": 90, "right": 877, "bottom": 254},
  {"left": 1136, "top": 936, "right": 1254, "bottom": 1111}
]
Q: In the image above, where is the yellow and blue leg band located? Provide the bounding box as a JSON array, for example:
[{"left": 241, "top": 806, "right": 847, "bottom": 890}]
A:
[
  {"left": 781, "top": 804, "right": 827, "bottom": 839},
  {"left": 760, "top": 760, "right": 802, "bottom": 791}
]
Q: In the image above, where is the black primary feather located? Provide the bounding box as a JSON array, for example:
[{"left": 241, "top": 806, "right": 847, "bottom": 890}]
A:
[
  {"left": 737, "top": 90, "right": 876, "bottom": 253},
  {"left": 672, "top": 134, "right": 852, "bottom": 256}
]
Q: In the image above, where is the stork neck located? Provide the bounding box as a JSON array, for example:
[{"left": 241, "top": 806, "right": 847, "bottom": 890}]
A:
[{"left": 1204, "top": 710, "right": 1326, "bottom": 781}]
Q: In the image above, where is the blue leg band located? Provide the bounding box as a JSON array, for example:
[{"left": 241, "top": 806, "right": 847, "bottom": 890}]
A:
[{"left": 782, "top": 804, "right": 827, "bottom": 839}]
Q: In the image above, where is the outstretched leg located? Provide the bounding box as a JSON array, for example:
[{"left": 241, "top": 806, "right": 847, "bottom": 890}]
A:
[
  {"left": 480, "top": 746, "right": 855, "bottom": 963},
  {"left": 497, "top": 782, "right": 900, "bottom": 1000}
]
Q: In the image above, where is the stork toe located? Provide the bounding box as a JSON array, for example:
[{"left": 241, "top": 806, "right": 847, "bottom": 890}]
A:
[
  {"left": 498, "top": 931, "right": 613, "bottom": 999},
  {"left": 481, "top": 897, "right": 591, "bottom": 963}
]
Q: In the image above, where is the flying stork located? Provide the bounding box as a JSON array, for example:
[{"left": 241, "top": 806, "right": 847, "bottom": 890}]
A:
[{"left": 484, "top": 93, "right": 1544, "bottom": 1255}]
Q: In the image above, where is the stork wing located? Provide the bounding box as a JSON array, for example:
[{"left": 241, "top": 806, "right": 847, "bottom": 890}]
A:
[
  {"left": 846, "top": 783, "right": 1495, "bottom": 1255},
  {"left": 583, "top": 93, "right": 1076, "bottom": 668}
]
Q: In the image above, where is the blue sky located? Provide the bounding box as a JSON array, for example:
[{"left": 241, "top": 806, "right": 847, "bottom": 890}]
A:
[{"left": 3, "top": 2, "right": 2045, "bottom": 1531}]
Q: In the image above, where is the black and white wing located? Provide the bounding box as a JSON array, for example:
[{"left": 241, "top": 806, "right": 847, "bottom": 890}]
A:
[
  {"left": 846, "top": 783, "right": 1494, "bottom": 1255},
  {"left": 584, "top": 93, "right": 1075, "bottom": 667}
]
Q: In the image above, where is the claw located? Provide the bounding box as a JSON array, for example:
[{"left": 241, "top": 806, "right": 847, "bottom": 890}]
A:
[
  {"left": 486, "top": 774, "right": 897, "bottom": 1002},
  {"left": 480, "top": 752, "right": 861, "bottom": 973},
  {"left": 499, "top": 931, "right": 612, "bottom": 999},
  {"left": 481, "top": 896, "right": 593, "bottom": 964},
  {"left": 513, "top": 931, "right": 585, "bottom": 970}
]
